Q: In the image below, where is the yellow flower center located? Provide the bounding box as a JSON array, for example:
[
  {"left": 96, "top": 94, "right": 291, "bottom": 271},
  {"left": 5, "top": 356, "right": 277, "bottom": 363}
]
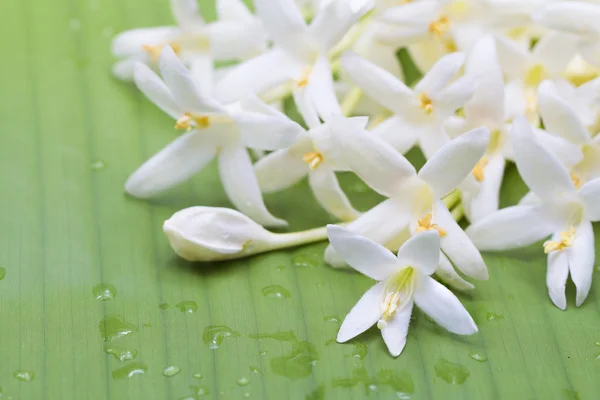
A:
[
  {"left": 472, "top": 156, "right": 488, "bottom": 182},
  {"left": 428, "top": 15, "right": 451, "bottom": 38},
  {"left": 416, "top": 212, "right": 446, "bottom": 237},
  {"left": 174, "top": 113, "right": 211, "bottom": 130},
  {"left": 571, "top": 171, "right": 583, "bottom": 189},
  {"left": 524, "top": 64, "right": 548, "bottom": 87},
  {"left": 377, "top": 267, "right": 415, "bottom": 329},
  {"left": 543, "top": 227, "right": 576, "bottom": 253},
  {"left": 303, "top": 151, "right": 324, "bottom": 170},
  {"left": 295, "top": 67, "right": 312, "bottom": 88},
  {"left": 142, "top": 42, "right": 181, "bottom": 62},
  {"left": 443, "top": 38, "right": 458, "bottom": 53},
  {"left": 419, "top": 93, "right": 434, "bottom": 115}
]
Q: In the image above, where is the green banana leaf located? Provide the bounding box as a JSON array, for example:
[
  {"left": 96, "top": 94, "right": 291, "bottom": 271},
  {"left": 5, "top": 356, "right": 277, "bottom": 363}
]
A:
[{"left": 1, "top": 1, "right": 599, "bottom": 399}]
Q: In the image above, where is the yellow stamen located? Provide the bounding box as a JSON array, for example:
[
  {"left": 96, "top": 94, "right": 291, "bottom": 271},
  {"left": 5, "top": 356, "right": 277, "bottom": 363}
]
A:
[
  {"left": 472, "top": 157, "right": 488, "bottom": 182},
  {"left": 377, "top": 267, "right": 415, "bottom": 329},
  {"left": 142, "top": 42, "right": 181, "bottom": 62},
  {"left": 416, "top": 213, "right": 447, "bottom": 237},
  {"left": 571, "top": 171, "right": 583, "bottom": 189},
  {"left": 524, "top": 64, "right": 547, "bottom": 87},
  {"left": 303, "top": 151, "right": 324, "bottom": 170},
  {"left": 174, "top": 113, "right": 211, "bottom": 130},
  {"left": 419, "top": 93, "right": 434, "bottom": 115},
  {"left": 543, "top": 227, "right": 576, "bottom": 253},
  {"left": 443, "top": 38, "right": 458, "bottom": 53},
  {"left": 295, "top": 67, "right": 312, "bottom": 88},
  {"left": 428, "top": 15, "right": 451, "bottom": 38},
  {"left": 175, "top": 114, "right": 192, "bottom": 130}
]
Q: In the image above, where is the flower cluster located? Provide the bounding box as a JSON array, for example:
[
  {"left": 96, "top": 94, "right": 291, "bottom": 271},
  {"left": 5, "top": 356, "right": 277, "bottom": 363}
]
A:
[{"left": 112, "top": 0, "right": 600, "bottom": 356}]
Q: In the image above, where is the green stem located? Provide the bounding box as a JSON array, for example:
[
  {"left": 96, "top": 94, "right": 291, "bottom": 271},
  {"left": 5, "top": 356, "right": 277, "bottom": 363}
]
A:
[{"left": 341, "top": 87, "right": 364, "bottom": 117}]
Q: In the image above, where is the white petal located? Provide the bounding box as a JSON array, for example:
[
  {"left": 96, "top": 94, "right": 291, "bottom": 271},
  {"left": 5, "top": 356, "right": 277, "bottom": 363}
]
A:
[
  {"left": 534, "top": 2, "right": 600, "bottom": 37},
  {"left": 510, "top": 116, "right": 576, "bottom": 200},
  {"left": 337, "top": 281, "right": 385, "bottom": 343},
  {"left": 466, "top": 156, "right": 505, "bottom": 223},
  {"left": 434, "top": 75, "right": 478, "bottom": 118},
  {"left": 340, "top": 51, "right": 412, "bottom": 114},
  {"left": 418, "top": 123, "right": 451, "bottom": 160},
  {"left": 396, "top": 231, "right": 440, "bottom": 275},
  {"left": 494, "top": 35, "right": 529, "bottom": 80},
  {"left": 434, "top": 201, "right": 488, "bottom": 280},
  {"left": 170, "top": 0, "right": 205, "bottom": 29},
  {"left": 532, "top": 32, "right": 579, "bottom": 75},
  {"left": 207, "top": 21, "right": 267, "bottom": 60},
  {"left": 546, "top": 240, "right": 569, "bottom": 310},
  {"left": 381, "top": 301, "right": 413, "bottom": 357},
  {"left": 111, "top": 27, "right": 176, "bottom": 57},
  {"left": 371, "top": 115, "right": 419, "bottom": 154},
  {"left": 214, "top": 50, "right": 300, "bottom": 103},
  {"left": 113, "top": 58, "right": 141, "bottom": 81},
  {"left": 435, "top": 253, "right": 475, "bottom": 291},
  {"left": 414, "top": 52, "right": 465, "bottom": 96},
  {"left": 418, "top": 127, "right": 490, "bottom": 198},
  {"left": 159, "top": 46, "right": 223, "bottom": 114},
  {"left": 218, "top": 146, "right": 287, "bottom": 227},
  {"left": 444, "top": 116, "right": 468, "bottom": 139},
  {"left": 579, "top": 178, "right": 600, "bottom": 221},
  {"left": 306, "top": 56, "right": 342, "bottom": 120},
  {"left": 536, "top": 128, "right": 584, "bottom": 168},
  {"left": 503, "top": 80, "right": 527, "bottom": 121},
  {"left": 125, "top": 131, "right": 217, "bottom": 198},
  {"left": 569, "top": 220, "right": 595, "bottom": 307},
  {"left": 309, "top": 167, "right": 360, "bottom": 221},
  {"left": 133, "top": 62, "right": 180, "bottom": 119},
  {"left": 309, "top": 0, "right": 368, "bottom": 52},
  {"left": 538, "top": 80, "right": 591, "bottom": 145},
  {"left": 254, "top": 140, "right": 310, "bottom": 193},
  {"left": 465, "top": 36, "right": 505, "bottom": 127},
  {"left": 293, "top": 89, "right": 321, "bottom": 129},
  {"left": 325, "top": 198, "right": 410, "bottom": 267},
  {"left": 466, "top": 204, "right": 558, "bottom": 251},
  {"left": 579, "top": 39, "right": 600, "bottom": 70},
  {"left": 326, "top": 225, "right": 400, "bottom": 280},
  {"left": 216, "top": 0, "right": 254, "bottom": 22},
  {"left": 188, "top": 53, "right": 214, "bottom": 97},
  {"left": 379, "top": 1, "right": 441, "bottom": 27},
  {"left": 414, "top": 276, "right": 478, "bottom": 335}
]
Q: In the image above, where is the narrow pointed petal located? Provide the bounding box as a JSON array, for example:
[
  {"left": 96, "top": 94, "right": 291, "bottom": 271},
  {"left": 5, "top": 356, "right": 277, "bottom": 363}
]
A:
[
  {"left": 414, "top": 276, "right": 478, "bottom": 335},
  {"left": 111, "top": 27, "right": 176, "bottom": 57},
  {"left": 415, "top": 53, "right": 465, "bottom": 96},
  {"left": 536, "top": 129, "right": 584, "bottom": 168},
  {"left": 216, "top": 0, "right": 254, "bottom": 22},
  {"left": 133, "top": 63, "right": 181, "bottom": 119},
  {"left": 188, "top": 53, "right": 214, "bottom": 96},
  {"left": 254, "top": 141, "right": 310, "bottom": 193},
  {"left": 569, "top": 220, "right": 595, "bottom": 307},
  {"left": 538, "top": 80, "right": 590, "bottom": 145},
  {"left": 125, "top": 131, "right": 217, "bottom": 198},
  {"left": 293, "top": 89, "right": 321, "bottom": 129},
  {"left": 579, "top": 178, "right": 600, "bottom": 221},
  {"left": 419, "top": 123, "right": 451, "bottom": 160},
  {"left": 419, "top": 127, "right": 490, "bottom": 198},
  {"left": 494, "top": 35, "right": 529, "bottom": 80},
  {"left": 434, "top": 201, "right": 488, "bottom": 280},
  {"left": 309, "top": 0, "right": 370, "bottom": 52},
  {"left": 309, "top": 167, "right": 360, "bottom": 221},
  {"left": 547, "top": 241, "right": 569, "bottom": 310},
  {"left": 396, "top": 231, "right": 440, "bottom": 276},
  {"left": 534, "top": 2, "right": 600, "bottom": 37},
  {"left": 503, "top": 80, "right": 527, "bottom": 122},
  {"left": 325, "top": 199, "right": 410, "bottom": 267},
  {"left": 208, "top": 21, "right": 266, "bottom": 60},
  {"left": 579, "top": 39, "right": 600, "bottom": 69},
  {"left": 381, "top": 301, "right": 413, "bottom": 357},
  {"left": 371, "top": 115, "right": 419, "bottom": 154},
  {"left": 218, "top": 147, "right": 287, "bottom": 227},
  {"left": 532, "top": 32, "right": 579, "bottom": 75},
  {"left": 466, "top": 156, "right": 505, "bottom": 223},
  {"left": 113, "top": 58, "right": 139, "bottom": 81},
  {"left": 327, "top": 225, "right": 400, "bottom": 280},
  {"left": 510, "top": 116, "right": 576, "bottom": 200},
  {"left": 170, "top": 0, "right": 204, "bottom": 29},
  {"left": 306, "top": 56, "right": 342, "bottom": 121},
  {"left": 466, "top": 205, "right": 559, "bottom": 251},
  {"left": 340, "top": 51, "right": 413, "bottom": 114},
  {"left": 434, "top": 75, "right": 478, "bottom": 118},
  {"left": 337, "top": 281, "right": 385, "bottom": 343},
  {"left": 436, "top": 253, "right": 475, "bottom": 291},
  {"left": 379, "top": 1, "right": 441, "bottom": 27}
]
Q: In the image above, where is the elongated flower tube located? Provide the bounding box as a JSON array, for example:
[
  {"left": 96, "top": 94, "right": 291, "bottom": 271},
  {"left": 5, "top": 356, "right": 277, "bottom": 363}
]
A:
[{"left": 164, "top": 207, "right": 330, "bottom": 262}]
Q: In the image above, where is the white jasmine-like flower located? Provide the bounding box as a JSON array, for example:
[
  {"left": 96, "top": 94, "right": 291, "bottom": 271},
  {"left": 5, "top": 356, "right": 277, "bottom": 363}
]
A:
[
  {"left": 164, "top": 207, "right": 329, "bottom": 262},
  {"left": 126, "top": 47, "right": 304, "bottom": 227},
  {"left": 467, "top": 116, "right": 600, "bottom": 309},
  {"left": 341, "top": 51, "right": 477, "bottom": 158},
  {"left": 254, "top": 116, "right": 365, "bottom": 222},
  {"left": 111, "top": 0, "right": 266, "bottom": 81},
  {"left": 323, "top": 118, "right": 490, "bottom": 284},
  {"left": 329, "top": 226, "right": 477, "bottom": 357},
  {"left": 215, "top": 0, "right": 374, "bottom": 123}
]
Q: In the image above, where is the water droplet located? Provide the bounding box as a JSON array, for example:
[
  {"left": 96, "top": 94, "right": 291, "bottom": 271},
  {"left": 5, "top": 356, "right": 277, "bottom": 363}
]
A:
[
  {"left": 91, "top": 160, "right": 105, "bottom": 170},
  {"left": 13, "top": 371, "right": 35, "bottom": 382},
  {"left": 396, "top": 392, "right": 411, "bottom": 399},
  {"left": 368, "top": 384, "right": 377, "bottom": 392},
  {"left": 191, "top": 385, "right": 210, "bottom": 396},
  {"left": 292, "top": 254, "right": 319, "bottom": 268},
  {"left": 595, "top": 352, "right": 600, "bottom": 359},
  {"left": 249, "top": 366, "right": 260, "bottom": 374},
  {"left": 237, "top": 377, "right": 250, "bottom": 386},
  {"left": 203, "top": 325, "right": 240, "bottom": 349},
  {"left": 271, "top": 341, "right": 319, "bottom": 379},
  {"left": 275, "top": 265, "right": 286, "bottom": 272},
  {"left": 159, "top": 303, "right": 169, "bottom": 310},
  {"left": 595, "top": 341, "right": 600, "bottom": 347},
  {"left": 92, "top": 283, "right": 117, "bottom": 301},
  {"left": 349, "top": 181, "right": 370, "bottom": 193},
  {"left": 99, "top": 315, "right": 137, "bottom": 342},
  {"left": 323, "top": 315, "right": 339, "bottom": 323},
  {"left": 249, "top": 331, "right": 297, "bottom": 342},
  {"left": 175, "top": 301, "right": 198, "bottom": 313},
  {"left": 486, "top": 312, "right": 504, "bottom": 321},
  {"left": 508, "top": 295, "right": 514, "bottom": 300},
  {"left": 434, "top": 359, "right": 470, "bottom": 384},
  {"left": 333, "top": 368, "right": 413, "bottom": 395},
  {"left": 351, "top": 342, "right": 368, "bottom": 360},
  {"left": 244, "top": 393, "right": 251, "bottom": 398},
  {"left": 0, "top": 267, "right": 6, "bottom": 280},
  {"left": 259, "top": 351, "right": 267, "bottom": 356},
  {"left": 316, "top": 282, "right": 324, "bottom": 288},
  {"left": 468, "top": 352, "right": 487, "bottom": 362},
  {"left": 104, "top": 346, "right": 138, "bottom": 361},
  {"left": 261, "top": 285, "right": 291, "bottom": 299},
  {"left": 69, "top": 19, "right": 81, "bottom": 31},
  {"left": 112, "top": 362, "right": 147, "bottom": 379},
  {"left": 193, "top": 372, "right": 203, "bottom": 379},
  {"left": 163, "top": 365, "right": 181, "bottom": 377}
]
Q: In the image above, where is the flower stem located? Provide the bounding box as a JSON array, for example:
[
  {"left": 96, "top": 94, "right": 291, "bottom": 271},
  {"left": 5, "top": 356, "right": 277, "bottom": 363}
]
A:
[
  {"left": 442, "top": 190, "right": 461, "bottom": 209},
  {"left": 341, "top": 87, "right": 364, "bottom": 116},
  {"left": 271, "top": 226, "right": 330, "bottom": 249},
  {"left": 451, "top": 204, "right": 465, "bottom": 222}
]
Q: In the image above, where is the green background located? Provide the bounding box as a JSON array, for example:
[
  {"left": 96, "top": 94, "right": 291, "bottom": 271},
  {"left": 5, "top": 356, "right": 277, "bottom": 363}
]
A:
[{"left": 0, "top": 0, "right": 599, "bottom": 399}]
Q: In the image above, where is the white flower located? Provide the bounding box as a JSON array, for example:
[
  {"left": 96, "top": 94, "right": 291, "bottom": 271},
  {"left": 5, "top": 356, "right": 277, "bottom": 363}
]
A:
[
  {"left": 215, "top": 0, "right": 374, "bottom": 123},
  {"left": 126, "top": 47, "right": 304, "bottom": 227},
  {"left": 322, "top": 117, "right": 490, "bottom": 284},
  {"left": 466, "top": 116, "right": 600, "bottom": 309},
  {"left": 341, "top": 51, "right": 477, "bottom": 158},
  {"left": 164, "top": 207, "right": 329, "bottom": 261},
  {"left": 111, "top": 0, "right": 266, "bottom": 81},
  {"left": 254, "top": 116, "right": 366, "bottom": 222},
  {"left": 328, "top": 226, "right": 477, "bottom": 357}
]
